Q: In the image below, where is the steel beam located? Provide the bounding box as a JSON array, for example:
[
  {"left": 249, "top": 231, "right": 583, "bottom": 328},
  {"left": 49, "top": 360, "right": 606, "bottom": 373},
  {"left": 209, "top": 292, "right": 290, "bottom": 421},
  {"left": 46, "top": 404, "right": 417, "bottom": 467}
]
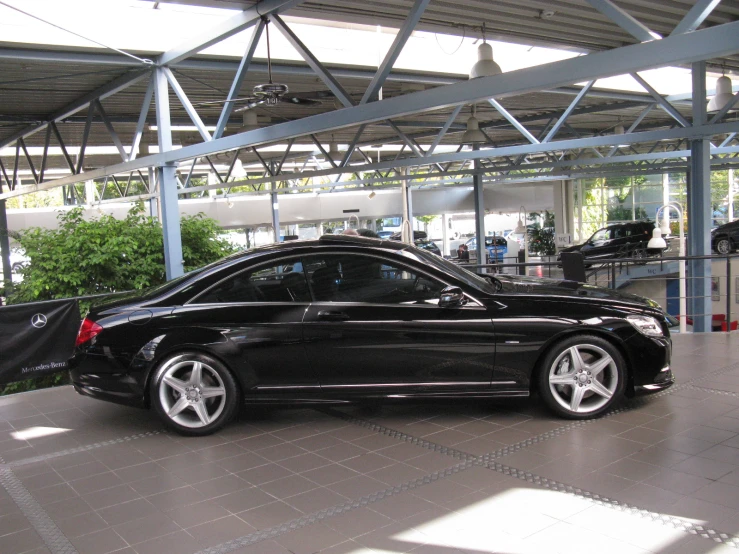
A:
[
  {"left": 689, "top": 61, "right": 712, "bottom": 333},
  {"left": 76, "top": 107, "right": 96, "bottom": 175},
  {"left": 214, "top": 19, "right": 265, "bottom": 140},
  {"left": 49, "top": 122, "right": 76, "bottom": 175},
  {"left": 158, "top": 0, "right": 303, "bottom": 66},
  {"left": 0, "top": 70, "right": 149, "bottom": 149},
  {"left": 488, "top": 99, "right": 540, "bottom": 144},
  {"left": 130, "top": 76, "right": 155, "bottom": 162},
  {"left": 38, "top": 126, "right": 51, "bottom": 183},
  {"left": 18, "top": 139, "right": 38, "bottom": 184},
  {"left": 606, "top": 104, "right": 654, "bottom": 157},
  {"left": 631, "top": 73, "right": 690, "bottom": 127},
  {"left": 427, "top": 105, "right": 463, "bottom": 156},
  {"left": 709, "top": 91, "right": 739, "bottom": 125},
  {"left": 271, "top": 15, "right": 355, "bottom": 108},
  {"left": 543, "top": 81, "right": 595, "bottom": 143},
  {"left": 94, "top": 100, "right": 128, "bottom": 161},
  {"left": 586, "top": 0, "right": 658, "bottom": 42},
  {"left": 671, "top": 0, "right": 722, "bottom": 36},
  {"left": 361, "top": 0, "right": 431, "bottom": 104},
  {"left": 154, "top": 67, "right": 184, "bottom": 279},
  {"left": 4, "top": 21, "right": 739, "bottom": 198},
  {"left": 163, "top": 68, "right": 212, "bottom": 142}
]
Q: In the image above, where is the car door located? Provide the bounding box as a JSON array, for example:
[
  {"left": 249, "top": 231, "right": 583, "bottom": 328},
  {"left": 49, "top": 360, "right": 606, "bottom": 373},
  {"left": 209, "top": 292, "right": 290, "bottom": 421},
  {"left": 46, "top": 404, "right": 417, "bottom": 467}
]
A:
[
  {"left": 178, "top": 257, "right": 317, "bottom": 390},
  {"left": 301, "top": 252, "right": 496, "bottom": 392}
]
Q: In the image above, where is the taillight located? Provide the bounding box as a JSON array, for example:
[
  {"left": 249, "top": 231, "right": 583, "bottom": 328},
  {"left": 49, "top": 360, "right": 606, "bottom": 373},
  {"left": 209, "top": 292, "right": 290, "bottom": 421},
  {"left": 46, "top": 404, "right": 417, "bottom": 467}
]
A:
[{"left": 76, "top": 318, "right": 103, "bottom": 347}]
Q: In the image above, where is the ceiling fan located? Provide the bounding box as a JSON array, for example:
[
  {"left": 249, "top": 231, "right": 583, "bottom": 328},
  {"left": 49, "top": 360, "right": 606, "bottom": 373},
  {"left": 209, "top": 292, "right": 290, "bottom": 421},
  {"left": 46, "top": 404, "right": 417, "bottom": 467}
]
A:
[{"left": 194, "top": 17, "right": 333, "bottom": 112}]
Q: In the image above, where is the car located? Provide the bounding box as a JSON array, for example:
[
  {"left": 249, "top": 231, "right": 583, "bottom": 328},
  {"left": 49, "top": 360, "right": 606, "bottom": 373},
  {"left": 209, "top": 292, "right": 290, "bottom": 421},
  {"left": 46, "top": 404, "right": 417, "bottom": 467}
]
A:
[
  {"left": 557, "top": 221, "right": 662, "bottom": 264},
  {"left": 388, "top": 230, "right": 441, "bottom": 256},
  {"left": 465, "top": 236, "right": 508, "bottom": 262},
  {"left": 711, "top": 220, "right": 739, "bottom": 254},
  {"left": 376, "top": 230, "right": 394, "bottom": 239},
  {"left": 0, "top": 248, "right": 29, "bottom": 275},
  {"left": 70, "top": 235, "right": 673, "bottom": 436}
]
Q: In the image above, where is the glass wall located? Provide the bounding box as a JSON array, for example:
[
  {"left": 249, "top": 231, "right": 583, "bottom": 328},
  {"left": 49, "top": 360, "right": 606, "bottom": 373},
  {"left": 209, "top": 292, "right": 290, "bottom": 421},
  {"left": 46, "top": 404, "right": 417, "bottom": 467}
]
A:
[{"left": 574, "top": 170, "right": 737, "bottom": 242}]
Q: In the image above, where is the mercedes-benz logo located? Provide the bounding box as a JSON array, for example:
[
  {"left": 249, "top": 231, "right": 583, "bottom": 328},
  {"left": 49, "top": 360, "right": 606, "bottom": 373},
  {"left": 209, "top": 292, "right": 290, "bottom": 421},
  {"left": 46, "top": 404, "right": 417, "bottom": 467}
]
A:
[{"left": 31, "top": 313, "right": 47, "bottom": 328}]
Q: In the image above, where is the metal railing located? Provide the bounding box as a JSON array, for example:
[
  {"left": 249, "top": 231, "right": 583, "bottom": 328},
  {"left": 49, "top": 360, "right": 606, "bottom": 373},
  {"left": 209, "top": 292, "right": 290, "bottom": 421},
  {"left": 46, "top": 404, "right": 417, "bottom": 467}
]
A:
[{"left": 459, "top": 252, "right": 739, "bottom": 333}]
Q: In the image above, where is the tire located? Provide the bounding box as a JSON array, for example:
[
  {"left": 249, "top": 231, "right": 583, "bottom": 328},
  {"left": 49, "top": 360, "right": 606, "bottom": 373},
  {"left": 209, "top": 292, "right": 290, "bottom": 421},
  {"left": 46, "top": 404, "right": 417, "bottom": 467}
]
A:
[
  {"left": 150, "top": 352, "right": 239, "bottom": 436},
  {"left": 632, "top": 248, "right": 647, "bottom": 265},
  {"left": 537, "top": 335, "right": 626, "bottom": 419},
  {"left": 715, "top": 237, "right": 733, "bottom": 255}
]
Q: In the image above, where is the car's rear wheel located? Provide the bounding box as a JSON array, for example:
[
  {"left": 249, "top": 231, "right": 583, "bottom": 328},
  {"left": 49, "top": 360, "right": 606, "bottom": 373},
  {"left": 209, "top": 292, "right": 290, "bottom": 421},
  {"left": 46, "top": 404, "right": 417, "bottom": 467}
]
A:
[
  {"left": 715, "top": 237, "right": 733, "bottom": 255},
  {"left": 538, "top": 335, "right": 626, "bottom": 419},
  {"left": 632, "top": 247, "right": 647, "bottom": 264},
  {"left": 150, "top": 352, "right": 239, "bottom": 436}
]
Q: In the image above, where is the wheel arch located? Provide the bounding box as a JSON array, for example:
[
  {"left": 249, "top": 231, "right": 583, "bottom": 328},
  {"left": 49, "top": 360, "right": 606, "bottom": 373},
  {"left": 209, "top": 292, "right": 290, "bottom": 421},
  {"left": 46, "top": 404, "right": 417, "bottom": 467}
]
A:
[
  {"left": 529, "top": 327, "right": 633, "bottom": 396},
  {"left": 142, "top": 337, "right": 247, "bottom": 408}
]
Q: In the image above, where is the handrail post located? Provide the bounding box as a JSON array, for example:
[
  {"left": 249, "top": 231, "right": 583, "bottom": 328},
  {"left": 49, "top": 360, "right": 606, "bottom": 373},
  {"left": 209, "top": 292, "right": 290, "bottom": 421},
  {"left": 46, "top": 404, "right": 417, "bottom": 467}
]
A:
[{"left": 727, "top": 254, "right": 732, "bottom": 333}]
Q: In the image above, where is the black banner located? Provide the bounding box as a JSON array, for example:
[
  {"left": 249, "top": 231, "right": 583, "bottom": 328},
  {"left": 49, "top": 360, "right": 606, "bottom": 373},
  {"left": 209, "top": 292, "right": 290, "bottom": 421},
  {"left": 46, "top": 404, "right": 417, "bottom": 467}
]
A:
[{"left": 0, "top": 299, "right": 80, "bottom": 384}]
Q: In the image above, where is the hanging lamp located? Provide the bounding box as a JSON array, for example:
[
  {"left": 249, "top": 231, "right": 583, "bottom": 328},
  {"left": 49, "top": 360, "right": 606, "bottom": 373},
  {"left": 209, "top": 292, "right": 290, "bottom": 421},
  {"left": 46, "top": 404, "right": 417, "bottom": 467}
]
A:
[
  {"left": 462, "top": 105, "right": 487, "bottom": 144},
  {"left": 707, "top": 74, "right": 737, "bottom": 113},
  {"left": 469, "top": 23, "right": 502, "bottom": 79}
]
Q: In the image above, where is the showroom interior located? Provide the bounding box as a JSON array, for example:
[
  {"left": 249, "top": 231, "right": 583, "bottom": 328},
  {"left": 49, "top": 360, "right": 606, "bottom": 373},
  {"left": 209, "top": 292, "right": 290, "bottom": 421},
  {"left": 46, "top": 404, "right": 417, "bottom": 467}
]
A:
[{"left": 1, "top": 1, "right": 739, "bottom": 553}]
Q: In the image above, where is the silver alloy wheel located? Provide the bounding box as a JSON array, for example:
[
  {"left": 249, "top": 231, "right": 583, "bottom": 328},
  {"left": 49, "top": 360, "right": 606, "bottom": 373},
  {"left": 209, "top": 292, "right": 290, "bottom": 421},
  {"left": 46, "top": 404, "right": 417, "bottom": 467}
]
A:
[
  {"left": 548, "top": 343, "right": 618, "bottom": 414},
  {"left": 158, "top": 358, "right": 227, "bottom": 428},
  {"left": 716, "top": 238, "right": 732, "bottom": 255}
]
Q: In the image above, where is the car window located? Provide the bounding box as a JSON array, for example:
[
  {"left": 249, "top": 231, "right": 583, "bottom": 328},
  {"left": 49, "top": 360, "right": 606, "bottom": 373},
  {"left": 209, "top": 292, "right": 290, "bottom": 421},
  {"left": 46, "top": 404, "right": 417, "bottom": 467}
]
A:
[
  {"left": 610, "top": 226, "right": 624, "bottom": 239},
  {"left": 193, "top": 258, "right": 310, "bottom": 304},
  {"left": 590, "top": 228, "right": 608, "bottom": 242},
  {"left": 305, "top": 254, "right": 445, "bottom": 305}
]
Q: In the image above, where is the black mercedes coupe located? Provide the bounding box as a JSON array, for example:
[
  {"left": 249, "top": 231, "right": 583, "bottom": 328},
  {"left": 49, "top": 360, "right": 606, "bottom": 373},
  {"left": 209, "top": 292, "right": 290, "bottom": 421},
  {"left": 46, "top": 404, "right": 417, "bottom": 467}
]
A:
[{"left": 70, "top": 235, "right": 673, "bottom": 436}]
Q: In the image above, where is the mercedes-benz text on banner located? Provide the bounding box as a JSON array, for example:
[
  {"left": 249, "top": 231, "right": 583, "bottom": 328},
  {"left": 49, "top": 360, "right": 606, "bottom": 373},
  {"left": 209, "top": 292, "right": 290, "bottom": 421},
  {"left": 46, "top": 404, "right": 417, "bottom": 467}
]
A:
[{"left": 0, "top": 299, "right": 80, "bottom": 384}]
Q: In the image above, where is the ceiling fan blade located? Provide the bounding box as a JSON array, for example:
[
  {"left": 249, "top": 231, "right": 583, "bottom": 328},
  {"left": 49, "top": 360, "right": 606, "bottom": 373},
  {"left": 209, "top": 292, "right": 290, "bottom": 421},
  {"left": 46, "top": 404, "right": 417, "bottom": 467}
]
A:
[
  {"left": 280, "top": 96, "right": 322, "bottom": 106},
  {"left": 192, "top": 97, "right": 259, "bottom": 108},
  {"left": 234, "top": 99, "right": 265, "bottom": 113}
]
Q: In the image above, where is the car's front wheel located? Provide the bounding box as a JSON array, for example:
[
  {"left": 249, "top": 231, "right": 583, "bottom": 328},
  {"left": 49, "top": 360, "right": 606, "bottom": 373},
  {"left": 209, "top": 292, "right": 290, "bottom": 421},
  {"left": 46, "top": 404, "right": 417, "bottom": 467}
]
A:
[
  {"left": 538, "top": 335, "right": 626, "bottom": 419},
  {"left": 715, "top": 237, "right": 733, "bottom": 255},
  {"left": 150, "top": 352, "right": 239, "bottom": 436}
]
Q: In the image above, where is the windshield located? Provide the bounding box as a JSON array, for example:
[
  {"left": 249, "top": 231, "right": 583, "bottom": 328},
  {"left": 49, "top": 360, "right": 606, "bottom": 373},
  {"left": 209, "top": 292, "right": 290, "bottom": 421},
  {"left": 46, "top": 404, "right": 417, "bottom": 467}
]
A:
[{"left": 410, "top": 248, "right": 498, "bottom": 295}]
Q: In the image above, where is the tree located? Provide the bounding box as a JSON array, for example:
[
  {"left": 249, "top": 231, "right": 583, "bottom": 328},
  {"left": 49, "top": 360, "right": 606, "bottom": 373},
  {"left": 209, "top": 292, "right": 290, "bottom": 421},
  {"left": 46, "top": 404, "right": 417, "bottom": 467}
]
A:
[
  {"left": 415, "top": 215, "right": 438, "bottom": 233},
  {"left": 7, "top": 205, "right": 236, "bottom": 305}
]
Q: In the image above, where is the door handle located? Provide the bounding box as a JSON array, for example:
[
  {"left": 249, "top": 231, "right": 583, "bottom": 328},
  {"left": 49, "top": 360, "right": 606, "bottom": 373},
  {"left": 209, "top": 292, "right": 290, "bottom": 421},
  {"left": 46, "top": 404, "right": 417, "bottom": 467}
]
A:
[{"left": 317, "top": 310, "right": 350, "bottom": 321}]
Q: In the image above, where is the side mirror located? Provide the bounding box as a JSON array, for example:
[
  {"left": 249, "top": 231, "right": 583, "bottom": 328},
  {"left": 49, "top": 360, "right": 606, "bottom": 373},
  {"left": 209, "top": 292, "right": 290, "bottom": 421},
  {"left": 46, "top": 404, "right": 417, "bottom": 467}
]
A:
[{"left": 439, "top": 286, "right": 465, "bottom": 308}]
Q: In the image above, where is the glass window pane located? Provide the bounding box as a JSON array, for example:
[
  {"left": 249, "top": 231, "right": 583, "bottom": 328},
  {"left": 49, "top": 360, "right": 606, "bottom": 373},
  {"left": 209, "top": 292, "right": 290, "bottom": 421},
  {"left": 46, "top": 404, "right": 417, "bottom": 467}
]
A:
[
  {"left": 194, "top": 259, "right": 310, "bottom": 303},
  {"left": 306, "top": 254, "right": 444, "bottom": 304}
]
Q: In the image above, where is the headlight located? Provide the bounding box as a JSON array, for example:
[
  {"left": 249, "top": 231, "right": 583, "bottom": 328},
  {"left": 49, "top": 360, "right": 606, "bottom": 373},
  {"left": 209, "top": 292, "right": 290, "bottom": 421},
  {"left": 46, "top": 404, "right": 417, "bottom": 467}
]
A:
[{"left": 627, "top": 314, "right": 664, "bottom": 337}]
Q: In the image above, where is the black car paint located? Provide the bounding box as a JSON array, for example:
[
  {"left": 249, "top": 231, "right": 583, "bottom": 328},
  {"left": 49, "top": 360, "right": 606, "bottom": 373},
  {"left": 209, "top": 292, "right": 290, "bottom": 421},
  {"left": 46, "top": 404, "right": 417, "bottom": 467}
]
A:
[
  {"left": 711, "top": 220, "right": 739, "bottom": 253},
  {"left": 69, "top": 236, "right": 672, "bottom": 410},
  {"left": 558, "top": 221, "right": 658, "bottom": 262}
]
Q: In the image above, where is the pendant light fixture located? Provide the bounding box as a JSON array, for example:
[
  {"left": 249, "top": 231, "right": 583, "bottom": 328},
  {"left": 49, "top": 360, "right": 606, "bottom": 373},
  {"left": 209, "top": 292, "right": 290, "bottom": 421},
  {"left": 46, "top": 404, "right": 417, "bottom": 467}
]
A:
[
  {"left": 462, "top": 105, "right": 487, "bottom": 144},
  {"left": 469, "top": 23, "right": 501, "bottom": 79},
  {"left": 707, "top": 74, "right": 737, "bottom": 113}
]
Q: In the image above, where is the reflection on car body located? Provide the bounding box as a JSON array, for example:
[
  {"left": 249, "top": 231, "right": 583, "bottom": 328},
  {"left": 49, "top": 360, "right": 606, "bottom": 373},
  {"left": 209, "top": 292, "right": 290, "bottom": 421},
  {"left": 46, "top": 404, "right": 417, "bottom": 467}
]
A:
[{"left": 70, "top": 235, "right": 673, "bottom": 436}]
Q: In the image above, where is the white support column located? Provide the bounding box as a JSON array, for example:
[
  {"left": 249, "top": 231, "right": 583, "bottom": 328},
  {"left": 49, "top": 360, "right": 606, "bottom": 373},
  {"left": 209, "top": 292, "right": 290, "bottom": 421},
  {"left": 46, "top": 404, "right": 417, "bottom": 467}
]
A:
[
  {"left": 442, "top": 213, "right": 450, "bottom": 258},
  {"left": 729, "top": 169, "right": 734, "bottom": 222},
  {"left": 85, "top": 180, "right": 95, "bottom": 205}
]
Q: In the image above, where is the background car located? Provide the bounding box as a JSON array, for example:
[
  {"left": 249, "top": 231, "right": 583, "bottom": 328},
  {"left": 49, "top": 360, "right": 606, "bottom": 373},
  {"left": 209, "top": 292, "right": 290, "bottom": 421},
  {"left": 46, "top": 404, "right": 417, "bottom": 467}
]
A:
[
  {"left": 465, "top": 236, "right": 508, "bottom": 262},
  {"left": 711, "top": 220, "right": 739, "bottom": 254},
  {"left": 558, "top": 221, "right": 661, "bottom": 264},
  {"left": 388, "top": 230, "right": 442, "bottom": 256},
  {"left": 0, "top": 248, "right": 29, "bottom": 275},
  {"left": 71, "top": 235, "right": 673, "bottom": 436}
]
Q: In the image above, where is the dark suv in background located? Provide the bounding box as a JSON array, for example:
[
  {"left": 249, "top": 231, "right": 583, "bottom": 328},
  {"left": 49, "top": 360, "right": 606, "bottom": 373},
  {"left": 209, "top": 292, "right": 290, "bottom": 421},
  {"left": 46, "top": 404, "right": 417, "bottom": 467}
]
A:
[
  {"left": 558, "top": 221, "right": 660, "bottom": 264},
  {"left": 711, "top": 220, "right": 739, "bottom": 254}
]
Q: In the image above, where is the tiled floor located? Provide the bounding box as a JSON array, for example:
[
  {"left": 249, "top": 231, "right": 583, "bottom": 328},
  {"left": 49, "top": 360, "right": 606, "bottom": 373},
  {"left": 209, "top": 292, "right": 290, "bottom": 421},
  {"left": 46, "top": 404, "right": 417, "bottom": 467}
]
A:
[{"left": 1, "top": 332, "right": 739, "bottom": 554}]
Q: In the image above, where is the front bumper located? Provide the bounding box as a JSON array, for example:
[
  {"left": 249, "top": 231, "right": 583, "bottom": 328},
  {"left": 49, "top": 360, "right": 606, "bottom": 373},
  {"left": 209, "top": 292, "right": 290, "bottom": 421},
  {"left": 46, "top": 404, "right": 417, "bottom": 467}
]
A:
[{"left": 634, "top": 365, "right": 674, "bottom": 395}]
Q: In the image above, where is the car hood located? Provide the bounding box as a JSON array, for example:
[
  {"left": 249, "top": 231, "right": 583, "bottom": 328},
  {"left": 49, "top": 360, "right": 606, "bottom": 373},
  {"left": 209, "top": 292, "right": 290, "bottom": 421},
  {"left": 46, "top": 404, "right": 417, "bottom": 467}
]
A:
[
  {"left": 558, "top": 244, "right": 584, "bottom": 255},
  {"left": 494, "top": 275, "right": 661, "bottom": 311}
]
